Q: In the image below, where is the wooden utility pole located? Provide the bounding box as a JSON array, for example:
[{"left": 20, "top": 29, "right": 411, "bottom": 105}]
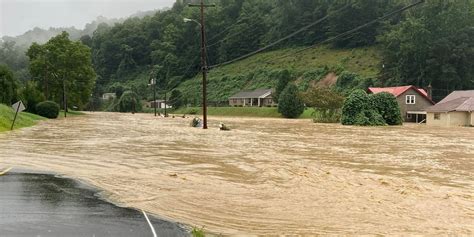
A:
[
  {"left": 63, "top": 76, "right": 67, "bottom": 118},
  {"left": 189, "top": 0, "right": 215, "bottom": 129}
]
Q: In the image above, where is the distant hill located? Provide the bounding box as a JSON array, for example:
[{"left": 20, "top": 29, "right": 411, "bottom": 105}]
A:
[
  {"left": 0, "top": 9, "right": 160, "bottom": 48},
  {"left": 177, "top": 45, "right": 381, "bottom": 103}
]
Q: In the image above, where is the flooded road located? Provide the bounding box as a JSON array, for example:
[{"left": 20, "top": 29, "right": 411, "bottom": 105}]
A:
[{"left": 0, "top": 112, "right": 473, "bottom": 235}]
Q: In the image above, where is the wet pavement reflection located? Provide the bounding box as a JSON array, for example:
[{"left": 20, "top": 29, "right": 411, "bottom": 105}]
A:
[{"left": 0, "top": 172, "right": 188, "bottom": 237}]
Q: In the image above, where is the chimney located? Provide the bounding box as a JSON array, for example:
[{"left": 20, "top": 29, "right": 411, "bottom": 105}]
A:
[{"left": 427, "top": 83, "right": 433, "bottom": 100}]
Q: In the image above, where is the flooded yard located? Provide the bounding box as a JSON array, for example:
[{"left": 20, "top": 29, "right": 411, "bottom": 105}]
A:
[{"left": 0, "top": 112, "right": 473, "bottom": 235}]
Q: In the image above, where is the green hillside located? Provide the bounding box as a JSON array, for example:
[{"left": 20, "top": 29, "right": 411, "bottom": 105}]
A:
[
  {"left": 178, "top": 45, "right": 381, "bottom": 103},
  {"left": 0, "top": 104, "right": 46, "bottom": 132}
]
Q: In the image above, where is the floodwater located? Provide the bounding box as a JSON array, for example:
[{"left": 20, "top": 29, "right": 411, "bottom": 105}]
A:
[
  {"left": 0, "top": 172, "right": 187, "bottom": 237},
  {"left": 0, "top": 112, "right": 473, "bottom": 235}
]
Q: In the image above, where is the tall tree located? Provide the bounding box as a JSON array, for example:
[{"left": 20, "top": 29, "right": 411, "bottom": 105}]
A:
[
  {"left": 0, "top": 65, "right": 19, "bottom": 105},
  {"left": 27, "top": 32, "right": 96, "bottom": 109},
  {"left": 380, "top": 1, "right": 474, "bottom": 101}
]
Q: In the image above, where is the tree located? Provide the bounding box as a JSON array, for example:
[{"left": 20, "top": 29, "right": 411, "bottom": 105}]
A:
[
  {"left": 27, "top": 31, "right": 96, "bottom": 110},
  {"left": 341, "top": 89, "right": 385, "bottom": 126},
  {"left": 118, "top": 90, "right": 141, "bottom": 113},
  {"left": 380, "top": 1, "right": 474, "bottom": 101},
  {"left": 370, "top": 92, "right": 402, "bottom": 125},
  {"left": 0, "top": 65, "right": 19, "bottom": 105},
  {"left": 274, "top": 69, "right": 291, "bottom": 102},
  {"left": 327, "top": 0, "right": 390, "bottom": 48},
  {"left": 303, "top": 87, "right": 345, "bottom": 123},
  {"left": 20, "top": 81, "right": 45, "bottom": 114},
  {"left": 278, "top": 84, "right": 304, "bottom": 119},
  {"left": 169, "top": 89, "right": 184, "bottom": 109}
]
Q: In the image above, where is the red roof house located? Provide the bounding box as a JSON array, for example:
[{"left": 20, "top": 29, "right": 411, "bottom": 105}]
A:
[{"left": 368, "top": 85, "right": 435, "bottom": 123}]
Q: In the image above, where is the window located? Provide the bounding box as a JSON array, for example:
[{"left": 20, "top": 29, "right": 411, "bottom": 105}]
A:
[
  {"left": 406, "top": 95, "right": 416, "bottom": 104},
  {"left": 407, "top": 113, "right": 412, "bottom": 119},
  {"left": 434, "top": 113, "right": 441, "bottom": 120}
]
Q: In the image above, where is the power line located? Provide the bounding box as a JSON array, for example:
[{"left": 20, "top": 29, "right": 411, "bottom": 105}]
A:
[
  {"left": 206, "top": 18, "right": 267, "bottom": 49},
  {"left": 208, "top": 4, "right": 350, "bottom": 69},
  {"left": 272, "top": 0, "right": 425, "bottom": 62},
  {"left": 207, "top": 18, "right": 244, "bottom": 43}
]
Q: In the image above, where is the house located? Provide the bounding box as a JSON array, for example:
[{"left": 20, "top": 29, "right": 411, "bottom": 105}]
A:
[
  {"left": 147, "top": 100, "right": 172, "bottom": 109},
  {"left": 102, "top": 93, "right": 116, "bottom": 100},
  {"left": 229, "top": 89, "right": 276, "bottom": 107},
  {"left": 425, "top": 90, "right": 474, "bottom": 127},
  {"left": 368, "top": 85, "right": 435, "bottom": 123}
]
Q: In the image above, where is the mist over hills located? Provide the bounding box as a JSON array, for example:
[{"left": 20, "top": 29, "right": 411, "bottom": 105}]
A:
[{"left": 0, "top": 9, "right": 163, "bottom": 48}]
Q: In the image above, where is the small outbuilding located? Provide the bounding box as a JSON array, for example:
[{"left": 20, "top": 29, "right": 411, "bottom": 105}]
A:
[
  {"left": 368, "top": 85, "right": 435, "bottom": 123},
  {"left": 229, "top": 89, "right": 276, "bottom": 107},
  {"left": 147, "top": 100, "right": 172, "bottom": 109},
  {"left": 425, "top": 90, "right": 474, "bottom": 127},
  {"left": 102, "top": 93, "right": 116, "bottom": 100}
]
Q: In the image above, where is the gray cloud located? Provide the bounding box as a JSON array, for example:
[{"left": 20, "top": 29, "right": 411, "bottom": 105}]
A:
[{"left": 0, "top": 0, "right": 176, "bottom": 37}]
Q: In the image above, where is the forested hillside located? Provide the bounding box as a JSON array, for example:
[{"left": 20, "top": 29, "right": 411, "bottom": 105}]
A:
[
  {"left": 87, "top": 0, "right": 474, "bottom": 104},
  {"left": 1, "top": 0, "right": 474, "bottom": 109}
]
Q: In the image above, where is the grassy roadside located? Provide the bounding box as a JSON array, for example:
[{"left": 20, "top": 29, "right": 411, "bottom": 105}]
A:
[
  {"left": 173, "top": 107, "right": 314, "bottom": 119},
  {"left": 0, "top": 104, "right": 46, "bottom": 132},
  {"left": 58, "top": 110, "right": 86, "bottom": 117}
]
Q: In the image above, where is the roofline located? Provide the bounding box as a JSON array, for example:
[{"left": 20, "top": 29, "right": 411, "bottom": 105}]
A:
[{"left": 368, "top": 85, "right": 435, "bottom": 105}]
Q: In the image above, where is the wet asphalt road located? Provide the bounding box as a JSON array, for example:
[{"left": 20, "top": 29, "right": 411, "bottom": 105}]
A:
[{"left": 0, "top": 172, "right": 189, "bottom": 237}]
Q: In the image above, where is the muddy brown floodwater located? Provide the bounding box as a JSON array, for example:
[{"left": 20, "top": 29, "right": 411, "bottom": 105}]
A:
[{"left": 0, "top": 112, "right": 473, "bottom": 235}]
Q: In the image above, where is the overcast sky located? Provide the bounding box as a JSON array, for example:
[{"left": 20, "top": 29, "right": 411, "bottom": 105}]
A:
[{"left": 0, "top": 0, "right": 176, "bottom": 37}]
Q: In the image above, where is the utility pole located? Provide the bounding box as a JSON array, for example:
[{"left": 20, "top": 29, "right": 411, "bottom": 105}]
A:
[
  {"left": 63, "top": 76, "right": 67, "bottom": 118},
  {"left": 150, "top": 71, "right": 157, "bottom": 117},
  {"left": 189, "top": 0, "right": 215, "bottom": 129}
]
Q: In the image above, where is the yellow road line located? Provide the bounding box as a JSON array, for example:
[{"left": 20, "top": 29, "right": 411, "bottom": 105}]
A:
[{"left": 0, "top": 167, "right": 12, "bottom": 176}]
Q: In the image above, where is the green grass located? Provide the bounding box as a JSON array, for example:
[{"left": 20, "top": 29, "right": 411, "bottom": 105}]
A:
[
  {"left": 178, "top": 45, "right": 381, "bottom": 103},
  {"left": 191, "top": 227, "right": 206, "bottom": 237},
  {"left": 0, "top": 104, "right": 46, "bottom": 132},
  {"left": 173, "top": 107, "right": 314, "bottom": 119},
  {"left": 58, "top": 110, "right": 86, "bottom": 117}
]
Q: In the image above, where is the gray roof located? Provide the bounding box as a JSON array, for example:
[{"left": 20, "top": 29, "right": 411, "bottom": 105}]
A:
[
  {"left": 426, "top": 92, "right": 474, "bottom": 112},
  {"left": 229, "top": 89, "right": 273, "bottom": 99},
  {"left": 439, "top": 90, "right": 474, "bottom": 103}
]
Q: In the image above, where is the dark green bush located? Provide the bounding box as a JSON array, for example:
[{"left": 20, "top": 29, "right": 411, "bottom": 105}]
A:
[
  {"left": 278, "top": 84, "right": 304, "bottom": 119},
  {"left": 35, "top": 101, "right": 60, "bottom": 119},
  {"left": 274, "top": 69, "right": 291, "bottom": 102},
  {"left": 341, "top": 89, "right": 386, "bottom": 126},
  {"left": 370, "top": 92, "right": 402, "bottom": 125},
  {"left": 341, "top": 90, "right": 369, "bottom": 125},
  {"left": 0, "top": 65, "right": 19, "bottom": 105},
  {"left": 21, "top": 81, "right": 45, "bottom": 114}
]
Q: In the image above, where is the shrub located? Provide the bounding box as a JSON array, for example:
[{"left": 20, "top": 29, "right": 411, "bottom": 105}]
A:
[
  {"left": 21, "top": 81, "right": 45, "bottom": 114},
  {"left": 35, "top": 101, "right": 60, "bottom": 119},
  {"left": 341, "top": 89, "right": 386, "bottom": 126},
  {"left": 303, "top": 87, "right": 345, "bottom": 123},
  {"left": 370, "top": 92, "right": 403, "bottom": 125},
  {"left": 278, "top": 84, "right": 305, "bottom": 119},
  {"left": 341, "top": 90, "right": 369, "bottom": 125}
]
